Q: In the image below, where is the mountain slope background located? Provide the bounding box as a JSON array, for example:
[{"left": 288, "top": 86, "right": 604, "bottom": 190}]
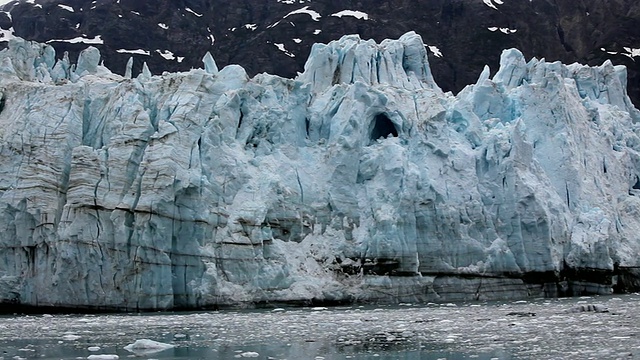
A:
[{"left": 0, "top": 0, "right": 639, "bottom": 105}]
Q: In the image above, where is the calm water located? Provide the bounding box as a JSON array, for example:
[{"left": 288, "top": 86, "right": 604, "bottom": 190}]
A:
[{"left": 2, "top": 294, "right": 640, "bottom": 359}]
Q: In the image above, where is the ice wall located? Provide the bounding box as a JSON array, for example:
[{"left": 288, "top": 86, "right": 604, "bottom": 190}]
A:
[{"left": 1, "top": 33, "right": 640, "bottom": 310}]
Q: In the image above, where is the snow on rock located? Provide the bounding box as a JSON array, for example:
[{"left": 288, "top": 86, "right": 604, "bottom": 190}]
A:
[
  {"left": 482, "top": 0, "right": 504, "bottom": 10},
  {"left": 0, "top": 32, "right": 639, "bottom": 310},
  {"left": 157, "top": 50, "right": 176, "bottom": 61},
  {"left": 427, "top": 45, "right": 443, "bottom": 58},
  {"left": 283, "top": 6, "right": 321, "bottom": 21},
  {"left": 0, "top": 27, "right": 16, "bottom": 43},
  {"left": 46, "top": 35, "right": 104, "bottom": 45},
  {"left": 331, "top": 10, "right": 369, "bottom": 20},
  {"left": 116, "top": 49, "right": 150, "bottom": 56},
  {"left": 57, "top": 4, "right": 74, "bottom": 12},
  {"left": 185, "top": 7, "right": 203, "bottom": 17},
  {"left": 274, "top": 43, "right": 295, "bottom": 57}
]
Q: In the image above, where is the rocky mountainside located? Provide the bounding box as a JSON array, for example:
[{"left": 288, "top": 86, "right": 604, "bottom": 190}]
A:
[{"left": 1, "top": 0, "right": 640, "bottom": 105}]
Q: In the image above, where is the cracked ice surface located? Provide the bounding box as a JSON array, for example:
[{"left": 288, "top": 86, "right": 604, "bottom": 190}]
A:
[{"left": 1, "top": 295, "right": 640, "bottom": 359}]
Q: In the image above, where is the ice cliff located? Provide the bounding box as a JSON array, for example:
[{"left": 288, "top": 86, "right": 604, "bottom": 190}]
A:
[{"left": 1, "top": 32, "right": 640, "bottom": 311}]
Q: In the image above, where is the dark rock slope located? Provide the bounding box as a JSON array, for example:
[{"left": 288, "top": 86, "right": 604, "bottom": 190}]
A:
[{"left": 2, "top": 0, "right": 640, "bottom": 104}]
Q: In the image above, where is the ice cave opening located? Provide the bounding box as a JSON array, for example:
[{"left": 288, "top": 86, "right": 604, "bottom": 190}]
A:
[{"left": 369, "top": 113, "right": 398, "bottom": 144}]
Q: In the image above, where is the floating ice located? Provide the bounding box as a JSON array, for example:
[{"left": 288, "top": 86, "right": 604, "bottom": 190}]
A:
[
  {"left": 123, "top": 339, "right": 175, "bottom": 355},
  {"left": 62, "top": 334, "right": 81, "bottom": 341}
]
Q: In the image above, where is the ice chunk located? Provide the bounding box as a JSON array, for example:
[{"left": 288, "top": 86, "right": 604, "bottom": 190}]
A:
[
  {"left": 62, "top": 334, "right": 81, "bottom": 341},
  {"left": 124, "top": 339, "right": 175, "bottom": 355},
  {"left": 240, "top": 352, "right": 260, "bottom": 357}
]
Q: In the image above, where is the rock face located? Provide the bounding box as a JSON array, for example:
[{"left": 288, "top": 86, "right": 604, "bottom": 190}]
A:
[
  {"left": 1, "top": 32, "right": 640, "bottom": 311},
  {"left": 2, "top": 0, "right": 640, "bottom": 107}
]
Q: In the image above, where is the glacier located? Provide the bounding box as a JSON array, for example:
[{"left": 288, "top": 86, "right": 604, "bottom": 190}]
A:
[{"left": 1, "top": 32, "right": 640, "bottom": 310}]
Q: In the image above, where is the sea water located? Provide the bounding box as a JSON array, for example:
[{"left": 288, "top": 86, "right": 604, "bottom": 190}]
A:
[{"left": 1, "top": 294, "right": 640, "bottom": 359}]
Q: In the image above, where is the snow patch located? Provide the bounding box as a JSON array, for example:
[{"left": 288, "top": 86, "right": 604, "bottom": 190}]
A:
[
  {"left": 488, "top": 27, "right": 517, "bottom": 34},
  {"left": 623, "top": 47, "right": 640, "bottom": 59},
  {"left": 427, "top": 45, "right": 442, "bottom": 57},
  {"left": 274, "top": 43, "right": 295, "bottom": 57},
  {"left": 156, "top": 50, "right": 177, "bottom": 61},
  {"left": 46, "top": 35, "right": 103, "bottom": 44},
  {"left": 331, "top": 10, "right": 369, "bottom": 20},
  {"left": 0, "top": 27, "right": 16, "bottom": 43},
  {"left": 185, "top": 7, "right": 203, "bottom": 17},
  {"left": 244, "top": 24, "right": 257, "bottom": 31},
  {"left": 58, "top": 4, "right": 74, "bottom": 12},
  {"left": 158, "top": 23, "right": 168, "bottom": 30},
  {"left": 427, "top": 45, "right": 442, "bottom": 58},
  {"left": 600, "top": 47, "right": 640, "bottom": 60},
  {"left": 283, "top": 6, "right": 321, "bottom": 21},
  {"left": 116, "top": 49, "right": 150, "bottom": 56},
  {"left": 293, "top": 38, "right": 302, "bottom": 43},
  {"left": 482, "top": 0, "right": 504, "bottom": 10}
]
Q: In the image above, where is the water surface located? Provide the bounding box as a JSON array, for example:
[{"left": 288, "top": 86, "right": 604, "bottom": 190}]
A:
[{"left": 2, "top": 294, "right": 640, "bottom": 359}]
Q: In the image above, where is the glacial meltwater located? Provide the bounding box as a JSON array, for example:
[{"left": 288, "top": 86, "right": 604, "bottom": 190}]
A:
[{"left": 2, "top": 295, "right": 640, "bottom": 360}]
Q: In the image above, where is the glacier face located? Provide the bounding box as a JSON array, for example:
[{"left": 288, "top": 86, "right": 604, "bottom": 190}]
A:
[{"left": 1, "top": 32, "right": 640, "bottom": 310}]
